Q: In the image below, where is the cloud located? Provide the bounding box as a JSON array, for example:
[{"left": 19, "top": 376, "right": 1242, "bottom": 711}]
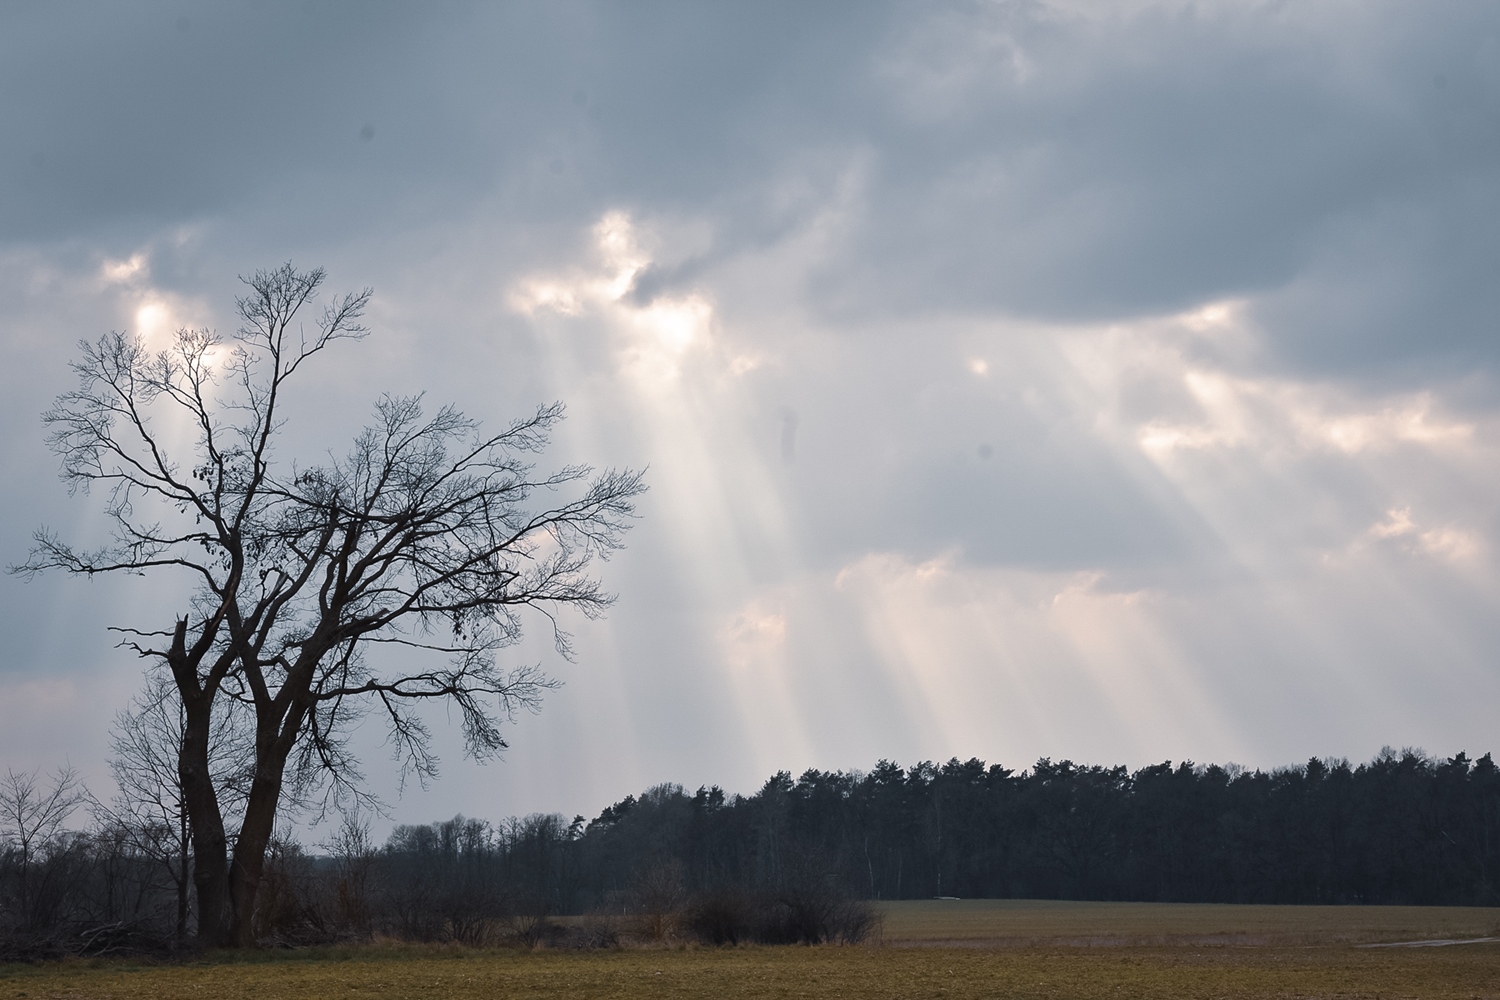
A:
[
  {"left": 6, "top": 1, "right": 1495, "bottom": 379},
  {"left": 1368, "top": 507, "right": 1483, "bottom": 564},
  {"left": 2, "top": 1, "right": 1499, "bottom": 825}
]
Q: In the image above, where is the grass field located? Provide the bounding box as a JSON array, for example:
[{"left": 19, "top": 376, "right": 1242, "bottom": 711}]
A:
[
  {"left": 3, "top": 900, "right": 1498, "bottom": 999},
  {"left": 879, "top": 897, "right": 1500, "bottom": 947}
]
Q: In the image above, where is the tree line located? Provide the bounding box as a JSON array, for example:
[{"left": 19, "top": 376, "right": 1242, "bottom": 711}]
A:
[
  {"left": 572, "top": 748, "right": 1499, "bottom": 908},
  {"left": 3, "top": 747, "right": 1494, "bottom": 955}
]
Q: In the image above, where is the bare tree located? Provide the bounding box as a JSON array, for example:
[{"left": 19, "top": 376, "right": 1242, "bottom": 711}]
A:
[
  {"left": 103, "top": 673, "right": 250, "bottom": 941},
  {"left": 15, "top": 264, "right": 645, "bottom": 946},
  {"left": 0, "top": 767, "right": 85, "bottom": 870},
  {"left": 319, "top": 810, "right": 375, "bottom": 935},
  {"left": 632, "top": 859, "right": 686, "bottom": 941},
  {"left": 0, "top": 767, "right": 86, "bottom": 934}
]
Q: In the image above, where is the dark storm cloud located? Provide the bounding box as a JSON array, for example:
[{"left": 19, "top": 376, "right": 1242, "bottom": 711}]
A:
[
  {"left": 4, "top": 0, "right": 1500, "bottom": 815},
  {"left": 5, "top": 1, "right": 1496, "bottom": 381},
  {"left": 0, "top": 2, "right": 874, "bottom": 239},
  {"left": 806, "top": 2, "right": 1500, "bottom": 379}
]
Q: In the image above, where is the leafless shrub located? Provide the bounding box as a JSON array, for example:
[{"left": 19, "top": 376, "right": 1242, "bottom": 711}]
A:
[
  {"left": 631, "top": 860, "right": 685, "bottom": 941},
  {"left": 683, "top": 888, "right": 755, "bottom": 945},
  {"left": 320, "top": 812, "right": 376, "bottom": 937},
  {"left": 252, "top": 838, "right": 331, "bottom": 945},
  {"left": 565, "top": 912, "right": 622, "bottom": 949}
]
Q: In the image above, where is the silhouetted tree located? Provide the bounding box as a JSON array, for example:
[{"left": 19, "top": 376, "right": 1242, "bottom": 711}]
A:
[
  {"left": 0, "top": 767, "right": 86, "bottom": 948},
  {"left": 16, "top": 264, "right": 644, "bottom": 946}
]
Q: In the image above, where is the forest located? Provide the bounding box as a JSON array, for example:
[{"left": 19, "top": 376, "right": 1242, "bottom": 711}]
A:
[
  {"left": 2, "top": 746, "right": 1497, "bottom": 955},
  {"left": 571, "top": 748, "right": 1500, "bottom": 907}
]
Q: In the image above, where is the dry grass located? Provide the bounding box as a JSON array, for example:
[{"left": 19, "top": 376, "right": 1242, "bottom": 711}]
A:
[
  {"left": 3, "top": 901, "right": 1499, "bottom": 999},
  {"left": 879, "top": 897, "right": 1500, "bottom": 948}
]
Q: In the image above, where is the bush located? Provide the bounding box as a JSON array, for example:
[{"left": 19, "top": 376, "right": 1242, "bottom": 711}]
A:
[
  {"left": 565, "top": 913, "right": 622, "bottom": 949},
  {"left": 683, "top": 889, "right": 755, "bottom": 945},
  {"left": 252, "top": 839, "right": 336, "bottom": 946},
  {"left": 682, "top": 886, "right": 881, "bottom": 946}
]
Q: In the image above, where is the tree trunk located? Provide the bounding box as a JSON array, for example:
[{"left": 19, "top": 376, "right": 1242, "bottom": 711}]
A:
[
  {"left": 167, "top": 619, "right": 235, "bottom": 947},
  {"left": 176, "top": 801, "right": 190, "bottom": 943},
  {"left": 226, "top": 696, "right": 310, "bottom": 948},
  {"left": 179, "top": 694, "right": 233, "bottom": 946},
  {"left": 228, "top": 752, "right": 287, "bottom": 947}
]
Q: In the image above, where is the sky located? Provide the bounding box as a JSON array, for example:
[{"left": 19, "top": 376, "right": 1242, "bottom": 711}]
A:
[{"left": 2, "top": 0, "right": 1499, "bottom": 831}]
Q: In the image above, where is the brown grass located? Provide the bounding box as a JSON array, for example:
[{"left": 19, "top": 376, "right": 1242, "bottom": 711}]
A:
[
  {"left": 3, "top": 901, "right": 1499, "bottom": 999},
  {"left": 879, "top": 897, "right": 1500, "bottom": 948}
]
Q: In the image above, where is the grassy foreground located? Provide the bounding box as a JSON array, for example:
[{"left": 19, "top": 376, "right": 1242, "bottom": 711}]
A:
[{"left": 3, "top": 900, "right": 1498, "bottom": 999}]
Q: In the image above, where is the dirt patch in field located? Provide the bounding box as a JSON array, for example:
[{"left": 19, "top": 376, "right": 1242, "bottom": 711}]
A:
[
  {"left": 1359, "top": 936, "right": 1500, "bottom": 948},
  {"left": 878, "top": 898, "right": 1500, "bottom": 950}
]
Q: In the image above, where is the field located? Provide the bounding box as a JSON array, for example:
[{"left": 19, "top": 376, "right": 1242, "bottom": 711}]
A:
[
  {"left": 879, "top": 897, "right": 1500, "bottom": 947},
  {"left": 3, "top": 900, "right": 1499, "bottom": 999}
]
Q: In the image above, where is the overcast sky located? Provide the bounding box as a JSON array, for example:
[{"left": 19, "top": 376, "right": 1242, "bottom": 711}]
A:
[{"left": 3, "top": 0, "right": 1499, "bottom": 830}]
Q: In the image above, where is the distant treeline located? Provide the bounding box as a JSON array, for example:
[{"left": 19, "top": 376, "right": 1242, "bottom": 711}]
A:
[
  {"left": 567, "top": 747, "right": 1500, "bottom": 908},
  {"left": 3, "top": 747, "right": 1496, "bottom": 955}
]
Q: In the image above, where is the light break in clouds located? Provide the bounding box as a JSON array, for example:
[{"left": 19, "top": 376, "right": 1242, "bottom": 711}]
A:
[{"left": 1, "top": 0, "right": 1498, "bottom": 827}]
